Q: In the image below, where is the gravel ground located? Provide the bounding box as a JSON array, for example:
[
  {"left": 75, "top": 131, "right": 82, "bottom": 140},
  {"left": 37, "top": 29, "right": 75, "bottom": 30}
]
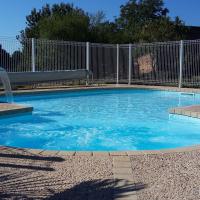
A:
[
  {"left": 0, "top": 147, "right": 113, "bottom": 200},
  {"left": 130, "top": 150, "right": 200, "bottom": 200},
  {"left": 2, "top": 146, "right": 200, "bottom": 200}
]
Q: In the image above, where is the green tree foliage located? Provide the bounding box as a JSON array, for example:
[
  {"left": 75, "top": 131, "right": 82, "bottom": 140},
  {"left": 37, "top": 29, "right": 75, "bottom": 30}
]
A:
[
  {"left": 37, "top": 13, "right": 90, "bottom": 41},
  {"left": 116, "top": 0, "right": 188, "bottom": 42},
  {"left": 18, "top": 1, "right": 188, "bottom": 43},
  {"left": 18, "top": 3, "right": 90, "bottom": 41}
]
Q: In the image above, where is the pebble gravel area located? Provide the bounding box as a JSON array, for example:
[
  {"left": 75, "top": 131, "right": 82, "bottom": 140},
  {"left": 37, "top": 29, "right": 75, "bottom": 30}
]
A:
[
  {"left": 1, "top": 146, "right": 200, "bottom": 200},
  {"left": 0, "top": 147, "right": 113, "bottom": 200},
  {"left": 130, "top": 150, "right": 200, "bottom": 200}
]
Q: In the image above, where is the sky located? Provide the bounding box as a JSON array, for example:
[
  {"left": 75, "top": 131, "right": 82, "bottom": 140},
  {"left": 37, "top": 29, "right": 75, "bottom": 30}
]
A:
[{"left": 0, "top": 0, "right": 199, "bottom": 37}]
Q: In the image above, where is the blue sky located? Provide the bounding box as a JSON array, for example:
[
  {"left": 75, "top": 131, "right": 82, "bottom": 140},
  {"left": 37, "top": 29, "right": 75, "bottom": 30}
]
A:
[{"left": 0, "top": 0, "right": 199, "bottom": 37}]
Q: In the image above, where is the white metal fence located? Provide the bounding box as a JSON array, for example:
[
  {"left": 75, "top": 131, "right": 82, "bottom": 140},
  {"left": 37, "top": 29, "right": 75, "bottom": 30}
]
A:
[{"left": 1, "top": 37, "right": 200, "bottom": 88}]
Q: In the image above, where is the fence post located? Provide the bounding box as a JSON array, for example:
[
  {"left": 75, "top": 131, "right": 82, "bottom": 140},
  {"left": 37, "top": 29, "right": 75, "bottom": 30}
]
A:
[
  {"left": 128, "top": 43, "right": 132, "bottom": 85},
  {"left": 116, "top": 44, "right": 119, "bottom": 85},
  {"left": 31, "top": 38, "right": 35, "bottom": 72},
  {"left": 86, "top": 42, "right": 90, "bottom": 71},
  {"left": 179, "top": 40, "right": 184, "bottom": 89},
  {"left": 86, "top": 42, "right": 90, "bottom": 85}
]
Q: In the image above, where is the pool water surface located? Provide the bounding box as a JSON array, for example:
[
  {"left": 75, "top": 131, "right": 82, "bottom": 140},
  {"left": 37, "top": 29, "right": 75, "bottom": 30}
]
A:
[{"left": 0, "top": 89, "right": 200, "bottom": 151}]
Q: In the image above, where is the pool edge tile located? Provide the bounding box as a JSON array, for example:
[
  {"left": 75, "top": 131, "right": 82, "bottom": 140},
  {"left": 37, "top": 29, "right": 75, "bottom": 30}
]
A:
[{"left": 75, "top": 151, "right": 93, "bottom": 156}]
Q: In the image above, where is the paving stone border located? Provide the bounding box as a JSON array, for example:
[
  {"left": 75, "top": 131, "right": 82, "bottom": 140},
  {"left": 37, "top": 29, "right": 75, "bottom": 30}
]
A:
[
  {"left": 18, "top": 142, "right": 200, "bottom": 157},
  {"left": 0, "top": 103, "right": 33, "bottom": 116},
  {"left": 2, "top": 84, "right": 200, "bottom": 96},
  {"left": 169, "top": 105, "right": 200, "bottom": 119},
  {"left": 113, "top": 156, "right": 137, "bottom": 200}
]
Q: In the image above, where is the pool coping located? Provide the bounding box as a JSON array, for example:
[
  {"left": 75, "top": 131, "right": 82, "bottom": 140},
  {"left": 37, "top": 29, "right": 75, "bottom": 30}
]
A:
[
  {"left": 2, "top": 144, "right": 200, "bottom": 156},
  {"left": 2, "top": 84, "right": 200, "bottom": 96},
  {"left": 0, "top": 103, "right": 33, "bottom": 116},
  {"left": 1, "top": 84, "right": 200, "bottom": 154},
  {"left": 169, "top": 105, "right": 200, "bottom": 119},
  {"left": 3, "top": 84, "right": 200, "bottom": 96}
]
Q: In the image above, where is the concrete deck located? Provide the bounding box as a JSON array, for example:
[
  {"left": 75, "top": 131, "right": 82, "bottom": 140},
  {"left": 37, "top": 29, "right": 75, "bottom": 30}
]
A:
[
  {"left": 169, "top": 105, "right": 200, "bottom": 119},
  {"left": 0, "top": 103, "right": 33, "bottom": 116}
]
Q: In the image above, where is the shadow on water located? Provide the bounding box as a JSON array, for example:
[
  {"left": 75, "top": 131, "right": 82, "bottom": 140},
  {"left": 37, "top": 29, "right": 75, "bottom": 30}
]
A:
[{"left": 39, "top": 110, "right": 66, "bottom": 117}]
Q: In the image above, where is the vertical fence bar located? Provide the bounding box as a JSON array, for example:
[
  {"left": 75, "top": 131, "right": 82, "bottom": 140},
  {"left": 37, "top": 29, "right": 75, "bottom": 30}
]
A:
[
  {"left": 128, "top": 43, "right": 132, "bottom": 85},
  {"left": 86, "top": 42, "right": 90, "bottom": 85},
  {"left": 31, "top": 38, "right": 35, "bottom": 72},
  {"left": 86, "top": 42, "right": 90, "bottom": 71},
  {"left": 116, "top": 44, "right": 119, "bottom": 85},
  {"left": 179, "top": 40, "right": 184, "bottom": 89}
]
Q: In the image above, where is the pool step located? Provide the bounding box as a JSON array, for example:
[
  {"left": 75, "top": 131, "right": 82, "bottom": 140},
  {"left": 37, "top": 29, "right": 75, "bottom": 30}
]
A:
[
  {"left": 169, "top": 105, "right": 200, "bottom": 119},
  {"left": 0, "top": 103, "right": 33, "bottom": 116}
]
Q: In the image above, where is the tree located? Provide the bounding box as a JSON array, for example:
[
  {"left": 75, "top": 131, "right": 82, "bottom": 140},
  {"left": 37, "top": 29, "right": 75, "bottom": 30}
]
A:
[
  {"left": 18, "top": 3, "right": 90, "bottom": 42},
  {"left": 116, "top": 0, "right": 188, "bottom": 42},
  {"left": 17, "top": 3, "right": 93, "bottom": 71},
  {"left": 37, "top": 12, "right": 90, "bottom": 41},
  {"left": 0, "top": 45, "right": 11, "bottom": 70},
  {"left": 18, "top": 1, "right": 188, "bottom": 43}
]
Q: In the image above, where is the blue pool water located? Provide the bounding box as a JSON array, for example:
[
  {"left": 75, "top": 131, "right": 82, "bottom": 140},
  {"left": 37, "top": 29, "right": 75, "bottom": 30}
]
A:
[{"left": 1, "top": 89, "right": 200, "bottom": 151}]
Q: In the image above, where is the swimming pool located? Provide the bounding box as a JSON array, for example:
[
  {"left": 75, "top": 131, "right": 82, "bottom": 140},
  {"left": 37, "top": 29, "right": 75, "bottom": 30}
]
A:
[{"left": 1, "top": 88, "right": 200, "bottom": 151}]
